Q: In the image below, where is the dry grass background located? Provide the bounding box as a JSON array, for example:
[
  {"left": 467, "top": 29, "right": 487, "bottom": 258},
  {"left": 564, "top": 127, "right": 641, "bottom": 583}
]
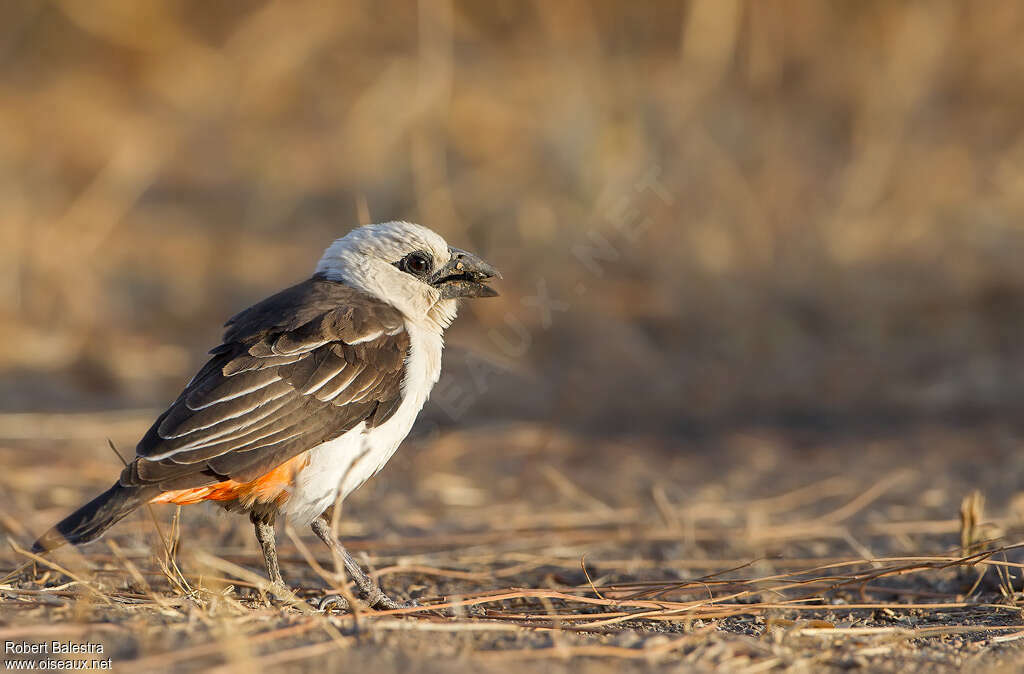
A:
[{"left": 4, "top": 1, "right": 1024, "bottom": 672}]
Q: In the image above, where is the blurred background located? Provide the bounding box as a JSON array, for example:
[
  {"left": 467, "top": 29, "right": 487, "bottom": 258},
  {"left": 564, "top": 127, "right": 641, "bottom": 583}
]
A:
[
  {"left": 7, "top": 6, "right": 1024, "bottom": 666},
  {"left": 3, "top": 0, "right": 1024, "bottom": 434}
]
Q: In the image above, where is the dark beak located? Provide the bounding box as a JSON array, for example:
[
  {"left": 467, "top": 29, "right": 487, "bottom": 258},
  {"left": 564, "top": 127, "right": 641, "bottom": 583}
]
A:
[{"left": 430, "top": 248, "right": 501, "bottom": 299}]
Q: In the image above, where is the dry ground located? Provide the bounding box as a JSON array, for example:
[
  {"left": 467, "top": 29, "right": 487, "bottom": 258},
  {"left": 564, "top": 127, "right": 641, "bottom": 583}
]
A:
[
  {"left": 3, "top": 412, "right": 1024, "bottom": 672},
  {"left": 5, "top": 4, "right": 1024, "bottom": 672}
]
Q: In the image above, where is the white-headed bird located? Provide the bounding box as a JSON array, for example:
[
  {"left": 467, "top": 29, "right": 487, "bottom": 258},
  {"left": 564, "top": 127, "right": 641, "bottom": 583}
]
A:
[{"left": 33, "top": 221, "right": 500, "bottom": 609}]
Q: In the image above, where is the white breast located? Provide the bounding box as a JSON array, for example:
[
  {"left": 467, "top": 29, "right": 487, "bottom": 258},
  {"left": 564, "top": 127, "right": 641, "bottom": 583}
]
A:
[{"left": 281, "top": 321, "right": 444, "bottom": 525}]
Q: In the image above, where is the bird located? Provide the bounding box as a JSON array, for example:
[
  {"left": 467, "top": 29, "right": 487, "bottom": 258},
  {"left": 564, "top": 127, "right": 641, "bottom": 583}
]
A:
[{"left": 32, "top": 221, "right": 500, "bottom": 610}]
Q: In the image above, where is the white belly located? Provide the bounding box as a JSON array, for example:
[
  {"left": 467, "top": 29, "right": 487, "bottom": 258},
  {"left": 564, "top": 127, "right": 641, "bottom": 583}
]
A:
[{"left": 280, "top": 321, "right": 444, "bottom": 525}]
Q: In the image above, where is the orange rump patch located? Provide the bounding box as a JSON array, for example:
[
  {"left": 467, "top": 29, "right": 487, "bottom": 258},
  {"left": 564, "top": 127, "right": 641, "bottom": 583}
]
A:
[{"left": 150, "top": 452, "right": 311, "bottom": 508}]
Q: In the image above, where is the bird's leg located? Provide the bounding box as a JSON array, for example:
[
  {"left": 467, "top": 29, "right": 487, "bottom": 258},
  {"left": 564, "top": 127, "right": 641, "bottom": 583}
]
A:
[
  {"left": 250, "top": 511, "right": 289, "bottom": 597},
  {"left": 310, "top": 515, "right": 412, "bottom": 611}
]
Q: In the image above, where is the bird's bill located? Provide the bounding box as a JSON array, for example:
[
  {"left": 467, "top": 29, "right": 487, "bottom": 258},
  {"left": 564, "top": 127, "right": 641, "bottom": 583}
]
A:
[{"left": 431, "top": 248, "right": 501, "bottom": 299}]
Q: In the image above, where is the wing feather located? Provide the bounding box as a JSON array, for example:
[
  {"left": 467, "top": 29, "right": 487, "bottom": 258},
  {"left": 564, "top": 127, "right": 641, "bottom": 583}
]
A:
[
  {"left": 314, "top": 363, "right": 365, "bottom": 402},
  {"left": 302, "top": 357, "right": 350, "bottom": 395},
  {"left": 222, "top": 352, "right": 303, "bottom": 376},
  {"left": 126, "top": 277, "right": 410, "bottom": 490},
  {"left": 161, "top": 396, "right": 310, "bottom": 458},
  {"left": 185, "top": 371, "right": 283, "bottom": 411},
  {"left": 157, "top": 381, "right": 294, "bottom": 439}
]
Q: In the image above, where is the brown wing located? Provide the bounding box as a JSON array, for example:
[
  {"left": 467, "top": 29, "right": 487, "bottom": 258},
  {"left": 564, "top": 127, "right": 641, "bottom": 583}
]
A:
[{"left": 121, "top": 276, "right": 409, "bottom": 491}]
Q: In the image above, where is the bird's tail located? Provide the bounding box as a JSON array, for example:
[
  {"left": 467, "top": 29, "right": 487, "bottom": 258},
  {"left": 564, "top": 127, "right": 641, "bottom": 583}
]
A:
[{"left": 32, "top": 483, "right": 152, "bottom": 553}]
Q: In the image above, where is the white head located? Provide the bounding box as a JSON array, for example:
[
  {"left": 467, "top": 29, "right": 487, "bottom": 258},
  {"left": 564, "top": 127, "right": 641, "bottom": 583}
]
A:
[{"left": 316, "top": 221, "right": 499, "bottom": 331}]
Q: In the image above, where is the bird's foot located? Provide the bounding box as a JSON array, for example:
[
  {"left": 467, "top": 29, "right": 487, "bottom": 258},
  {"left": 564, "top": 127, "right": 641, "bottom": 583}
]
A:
[
  {"left": 318, "top": 588, "right": 419, "bottom": 613},
  {"left": 316, "top": 593, "right": 351, "bottom": 612},
  {"left": 317, "top": 592, "right": 489, "bottom": 617}
]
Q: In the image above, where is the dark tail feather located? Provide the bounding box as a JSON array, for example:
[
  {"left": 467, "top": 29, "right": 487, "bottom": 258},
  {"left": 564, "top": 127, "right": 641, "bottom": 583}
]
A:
[{"left": 32, "top": 483, "right": 150, "bottom": 553}]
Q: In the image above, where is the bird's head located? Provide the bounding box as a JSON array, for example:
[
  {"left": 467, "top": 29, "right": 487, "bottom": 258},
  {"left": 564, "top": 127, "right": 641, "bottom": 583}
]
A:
[{"left": 316, "top": 221, "right": 500, "bottom": 329}]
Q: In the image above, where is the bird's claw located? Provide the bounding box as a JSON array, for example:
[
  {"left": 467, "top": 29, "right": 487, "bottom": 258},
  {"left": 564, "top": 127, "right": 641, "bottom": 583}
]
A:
[
  {"left": 317, "top": 594, "right": 352, "bottom": 612},
  {"left": 317, "top": 591, "right": 419, "bottom": 613},
  {"left": 370, "top": 592, "right": 419, "bottom": 611}
]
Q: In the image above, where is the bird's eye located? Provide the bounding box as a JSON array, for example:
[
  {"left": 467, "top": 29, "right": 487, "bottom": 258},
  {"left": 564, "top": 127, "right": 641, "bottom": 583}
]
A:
[{"left": 399, "top": 251, "right": 432, "bottom": 276}]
